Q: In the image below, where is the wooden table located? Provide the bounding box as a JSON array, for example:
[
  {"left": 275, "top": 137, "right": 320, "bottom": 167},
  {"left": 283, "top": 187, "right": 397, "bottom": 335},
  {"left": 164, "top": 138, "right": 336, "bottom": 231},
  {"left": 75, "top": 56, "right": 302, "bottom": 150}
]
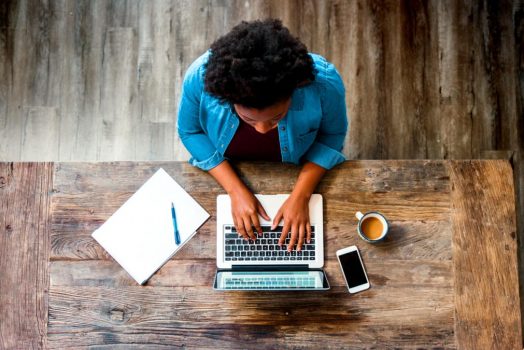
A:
[{"left": 0, "top": 160, "right": 521, "bottom": 349}]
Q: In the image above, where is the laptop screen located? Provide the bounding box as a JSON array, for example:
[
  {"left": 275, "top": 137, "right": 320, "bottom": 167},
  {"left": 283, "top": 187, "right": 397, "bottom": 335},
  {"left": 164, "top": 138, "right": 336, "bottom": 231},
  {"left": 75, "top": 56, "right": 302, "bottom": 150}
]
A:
[{"left": 214, "top": 270, "right": 329, "bottom": 290}]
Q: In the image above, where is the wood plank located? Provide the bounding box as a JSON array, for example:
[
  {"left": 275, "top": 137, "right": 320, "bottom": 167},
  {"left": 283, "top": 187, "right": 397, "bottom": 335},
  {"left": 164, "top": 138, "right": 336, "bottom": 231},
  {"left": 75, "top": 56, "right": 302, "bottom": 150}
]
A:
[
  {"left": 20, "top": 106, "right": 60, "bottom": 160},
  {"left": 133, "top": 0, "right": 183, "bottom": 160},
  {"left": 2, "top": 0, "right": 26, "bottom": 160},
  {"left": 0, "top": 162, "right": 53, "bottom": 349},
  {"left": 50, "top": 190, "right": 450, "bottom": 227},
  {"left": 97, "top": 26, "right": 138, "bottom": 160},
  {"left": 51, "top": 0, "right": 103, "bottom": 161},
  {"left": 136, "top": 0, "right": 178, "bottom": 124},
  {"left": 51, "top": 161, "right": 451, "bottom": 194},
  {"left": 438, "top": 0, "right": 474, "bottom": 159},
  {"left": 513, "top": 0, "right": 524, "bottom": 337},
  {"left": 170, "top": 0, "right": 217, "bottom": 161},
  {"left": 50, "top": 259, "right": 453, "bottom": 289},
  {"left": 50, "top": 217, "right": 451, "bottom": 262},
  {"left": 419, "top": 0, "right": 442, "bottom": 159},
  {"left": 388, "top": 0, "right": 435, "bottom": 159},
  {"left": 47, "top": 0, "right": 76, "bottom": 162},
  {"left": 266, "top": 0, "right": 329, "bottom": 58},
  {"left": 449, "top": 160, "right": 521, "bottom": 349},
  {"left": 470, "top": 0, "right": 519, "bottom": 158},
  {"left": 0, "top": 1, "right": 10, "bottom": 160},
  {"left": 134, "top": 122, "right": 176, "bottom": 160},
  {"left": 47, "top": 285, "right": 454, "bottom": 349},
  {"left": 332, "top": 0, "right": 388, "bottom": 159},
  {"left": 480, "top": 150, "right": 515, "bottom": 160}
]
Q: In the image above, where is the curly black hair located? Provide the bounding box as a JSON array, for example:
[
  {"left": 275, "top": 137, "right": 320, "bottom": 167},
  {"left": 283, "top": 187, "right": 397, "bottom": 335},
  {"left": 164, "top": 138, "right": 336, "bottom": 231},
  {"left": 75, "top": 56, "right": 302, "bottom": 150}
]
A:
[{"left": 204, "top": 19, "right": 315, "bottom": 109}]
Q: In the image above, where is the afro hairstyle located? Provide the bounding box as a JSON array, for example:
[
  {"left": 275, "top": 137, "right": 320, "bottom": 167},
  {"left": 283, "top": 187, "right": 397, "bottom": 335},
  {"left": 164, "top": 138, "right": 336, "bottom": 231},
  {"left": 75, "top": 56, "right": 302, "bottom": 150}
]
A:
[{"left": 204, "top": 18, "right": 316, "bottom": 109}]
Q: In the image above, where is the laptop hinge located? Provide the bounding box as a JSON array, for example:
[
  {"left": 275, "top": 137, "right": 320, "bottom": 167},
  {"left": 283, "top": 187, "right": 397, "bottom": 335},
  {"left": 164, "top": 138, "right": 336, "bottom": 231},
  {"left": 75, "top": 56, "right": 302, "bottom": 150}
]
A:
[{"left": 229, "top": 264, "right": 309, "bottom": 271}]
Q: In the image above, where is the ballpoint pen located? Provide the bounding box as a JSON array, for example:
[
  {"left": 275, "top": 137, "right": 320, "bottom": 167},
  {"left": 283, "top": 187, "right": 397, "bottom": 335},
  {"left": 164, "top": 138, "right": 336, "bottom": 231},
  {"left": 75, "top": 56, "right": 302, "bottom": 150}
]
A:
[{"left": 171, "top": 202, "right": 181, "bottom": 245}]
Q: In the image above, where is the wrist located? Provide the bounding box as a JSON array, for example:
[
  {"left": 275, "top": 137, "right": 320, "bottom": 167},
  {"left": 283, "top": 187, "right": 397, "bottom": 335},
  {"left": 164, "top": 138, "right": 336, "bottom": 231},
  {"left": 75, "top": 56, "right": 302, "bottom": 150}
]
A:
[
  {"left": 227, "top": 181, "right": 249, "bottom": 197},
  {"left": 290, "top": 188, "right": 312, "bottom": 201}
]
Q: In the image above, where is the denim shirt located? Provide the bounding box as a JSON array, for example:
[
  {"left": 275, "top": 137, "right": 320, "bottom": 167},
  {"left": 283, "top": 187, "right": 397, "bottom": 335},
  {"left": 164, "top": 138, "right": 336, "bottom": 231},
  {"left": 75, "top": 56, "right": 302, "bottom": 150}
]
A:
[{"left": 177, "top": 51, "right": 348, "bottom": 171}]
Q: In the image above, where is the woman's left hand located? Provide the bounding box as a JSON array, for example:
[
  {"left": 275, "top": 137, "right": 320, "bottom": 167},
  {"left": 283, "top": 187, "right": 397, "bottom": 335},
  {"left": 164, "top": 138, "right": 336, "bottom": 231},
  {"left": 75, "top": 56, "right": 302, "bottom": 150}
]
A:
[{"left": 272, "top": 193, "right": 312, "bottom": 252}]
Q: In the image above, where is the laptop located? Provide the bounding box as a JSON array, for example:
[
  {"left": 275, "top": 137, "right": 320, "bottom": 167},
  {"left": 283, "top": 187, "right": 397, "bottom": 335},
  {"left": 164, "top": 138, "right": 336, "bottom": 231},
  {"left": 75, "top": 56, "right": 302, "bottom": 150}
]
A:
[{"left": 213, "top": 194, "right": 330, "bottom": 291}]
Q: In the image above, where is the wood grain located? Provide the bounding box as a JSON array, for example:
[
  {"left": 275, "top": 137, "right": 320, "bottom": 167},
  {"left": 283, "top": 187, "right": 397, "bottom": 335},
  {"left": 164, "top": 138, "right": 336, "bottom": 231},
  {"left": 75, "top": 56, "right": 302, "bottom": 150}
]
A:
[
  {"left": 1, "top": 2, "right": 522, "bottom": 309},
  {"left": 449, "top": 160, "right": 522, "bottom": 349},
  {"left": 51, "top": 160, "right": 452, "bottom": 194},
  {"left": 0, "top": 0, "right": 520, "bottom": 162},
  {"left": 47, "top": 285, "right": 454, "bottom": 349},
  {"left": 0, "top": 1, "right": 9, "bottom": 160},
  {"left": 50, "top": 161, "right": 451, "bottom": 260},
  {"left": 98, "top": 27, "right": 138, "bottom": 160},
  {"left": 49, "top": 259, "right": 453, "bottom": 289},
  {"left": 46, "top": 160, "right": 458, "bottom": 348},
  {"left": 20, "top": 106, "right": 60, "bottom": 161},
  {"left": 0, "top": 160, "right": 514, "bottom": 348},
  {"left": 514, "top": 0, "right": 524, "bottom": 340},
  {"left": 0, "top": 163, "right": 52, "bottom": 349},
  {"left": 0, "top": 0, "right": 522, "bottom": 345}
]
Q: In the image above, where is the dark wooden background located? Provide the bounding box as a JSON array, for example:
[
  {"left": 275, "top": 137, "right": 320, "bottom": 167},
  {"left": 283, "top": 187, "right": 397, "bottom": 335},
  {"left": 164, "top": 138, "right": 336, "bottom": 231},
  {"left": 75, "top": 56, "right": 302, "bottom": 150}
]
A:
[{"left": 1, "top": 0, "right": 523, "bottom": 338}]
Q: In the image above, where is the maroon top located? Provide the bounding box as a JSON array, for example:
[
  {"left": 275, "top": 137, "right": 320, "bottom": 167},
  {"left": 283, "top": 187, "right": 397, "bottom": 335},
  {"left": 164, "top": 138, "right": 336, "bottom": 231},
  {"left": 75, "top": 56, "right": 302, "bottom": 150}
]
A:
[{"left": 225, "top": 118, "right": 282, "bottom": 162}]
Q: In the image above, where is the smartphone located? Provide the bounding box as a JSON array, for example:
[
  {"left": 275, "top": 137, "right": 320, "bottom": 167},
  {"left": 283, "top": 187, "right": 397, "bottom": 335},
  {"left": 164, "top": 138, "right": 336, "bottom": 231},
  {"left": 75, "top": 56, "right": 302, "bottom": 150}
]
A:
[{"left": 336, "top": 245, "right": 370, "bottom": 293}]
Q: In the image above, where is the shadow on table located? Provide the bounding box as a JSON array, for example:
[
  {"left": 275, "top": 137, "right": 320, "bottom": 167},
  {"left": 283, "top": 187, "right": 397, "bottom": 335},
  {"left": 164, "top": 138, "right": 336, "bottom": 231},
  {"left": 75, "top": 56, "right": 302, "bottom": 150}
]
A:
[
  {"left": 227, "top": 288, "right": 366, "bottom": 327},
  {"left": 375, "top": 223, "right": 407, "bottom": 247}
]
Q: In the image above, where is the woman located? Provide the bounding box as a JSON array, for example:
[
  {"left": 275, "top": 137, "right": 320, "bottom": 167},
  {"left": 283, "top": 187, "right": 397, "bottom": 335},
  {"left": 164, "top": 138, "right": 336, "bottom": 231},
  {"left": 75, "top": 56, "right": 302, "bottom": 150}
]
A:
[{"left": 177, "top": 19, "right": 348, "bottom": 252}]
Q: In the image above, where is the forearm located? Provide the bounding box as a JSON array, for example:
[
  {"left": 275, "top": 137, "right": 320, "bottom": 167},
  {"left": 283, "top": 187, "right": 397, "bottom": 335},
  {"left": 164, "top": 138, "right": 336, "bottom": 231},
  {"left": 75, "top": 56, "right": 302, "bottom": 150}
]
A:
[
  {"left": 208, "top": 160, "right": 247, "bottom": 195},
  {"left": 291, "top": 162, "right": 327, "bottom": 199}
]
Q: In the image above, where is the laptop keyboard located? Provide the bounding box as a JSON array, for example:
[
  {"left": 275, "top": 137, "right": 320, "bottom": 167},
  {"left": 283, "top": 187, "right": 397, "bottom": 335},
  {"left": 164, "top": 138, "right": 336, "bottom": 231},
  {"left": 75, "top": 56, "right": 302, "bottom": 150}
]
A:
[
  {"left": 224, "top": 225, "right": 316, "bottom": 262},
  {"left": 223, "top": 275, "right": 317, "bottom": 289}
]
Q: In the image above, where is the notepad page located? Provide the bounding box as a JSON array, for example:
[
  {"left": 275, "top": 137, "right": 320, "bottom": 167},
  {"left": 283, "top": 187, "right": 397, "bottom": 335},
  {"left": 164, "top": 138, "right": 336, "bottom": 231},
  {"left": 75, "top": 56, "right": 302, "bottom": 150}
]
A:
[{"left": 92, "top": 168, "right": 210, "bottom": 284}]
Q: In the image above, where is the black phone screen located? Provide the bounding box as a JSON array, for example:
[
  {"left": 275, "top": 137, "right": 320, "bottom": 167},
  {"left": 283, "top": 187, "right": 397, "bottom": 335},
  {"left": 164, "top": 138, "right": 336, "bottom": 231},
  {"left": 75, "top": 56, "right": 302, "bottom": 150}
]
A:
[{"left": 338, "top": 250, "right": 368, "bottom": 288}]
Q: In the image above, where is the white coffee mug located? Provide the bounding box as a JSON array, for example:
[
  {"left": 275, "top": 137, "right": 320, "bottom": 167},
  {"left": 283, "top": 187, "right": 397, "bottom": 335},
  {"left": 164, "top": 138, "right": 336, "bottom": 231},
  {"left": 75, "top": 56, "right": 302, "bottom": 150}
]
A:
[{"left": 355, "top": 211, "right": 389, "bottom": 243}]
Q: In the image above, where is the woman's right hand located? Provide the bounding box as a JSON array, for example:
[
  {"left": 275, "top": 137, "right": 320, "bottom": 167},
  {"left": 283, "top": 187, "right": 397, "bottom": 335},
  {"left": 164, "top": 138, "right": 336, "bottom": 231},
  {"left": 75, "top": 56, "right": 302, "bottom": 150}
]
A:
[
  {"left": 229, "top": 186, "right": 270, "bottom": 240},
  {"left": 207, "top": 161, "right": 270, "bottom": 240}
]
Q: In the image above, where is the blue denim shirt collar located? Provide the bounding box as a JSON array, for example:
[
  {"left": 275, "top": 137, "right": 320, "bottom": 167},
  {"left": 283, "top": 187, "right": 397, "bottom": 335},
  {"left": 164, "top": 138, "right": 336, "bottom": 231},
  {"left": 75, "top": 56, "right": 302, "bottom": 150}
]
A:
[
  {"left": 219, "top": 93, "right": 302, "bottom": 163},
  {"left": 221, "top": 89, "right": 303, "bottom": 112}
]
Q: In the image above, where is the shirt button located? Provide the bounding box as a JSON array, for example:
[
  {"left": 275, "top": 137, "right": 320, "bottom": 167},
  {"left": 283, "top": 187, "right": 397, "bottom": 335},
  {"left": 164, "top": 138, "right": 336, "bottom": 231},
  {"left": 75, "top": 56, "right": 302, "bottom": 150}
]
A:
[
  {"left": 231, "top": 124, "right": 234, "bottom": 129},
  {"left": 283, "top": 146, "right": 288, "bottom": 152},
  {"left": 221, "top": 144, "right": 224, "bottom": 148},
  {"left": 281, "top": 126, "right": 286, "bottom": 131}
]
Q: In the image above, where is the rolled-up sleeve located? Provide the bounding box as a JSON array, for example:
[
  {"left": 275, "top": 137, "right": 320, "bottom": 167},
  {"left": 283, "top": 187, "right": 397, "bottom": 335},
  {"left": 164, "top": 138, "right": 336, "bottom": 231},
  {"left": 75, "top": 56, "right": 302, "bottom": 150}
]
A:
[
  {"left": 177, "top": 55, "right": 225, "bottom": 171},
  {"left": 303, "top": 60, "right": 348, "bottom": 169}
]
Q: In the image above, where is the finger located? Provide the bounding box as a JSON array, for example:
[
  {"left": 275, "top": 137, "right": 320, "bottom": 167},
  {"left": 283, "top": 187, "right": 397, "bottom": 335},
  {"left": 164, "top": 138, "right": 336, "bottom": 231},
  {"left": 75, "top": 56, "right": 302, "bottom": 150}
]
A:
[
  {"left": 257, "top": 202, "right": 271, "bottom": 221},
  {"left": 232, "top": 214, "right": 240, "bottom": 235},
  {"left": 279, "top": 223, "right": 290, "bottom": 246},
  {"left": 234, "top": 216, "right": 249, "bottom": 240},
  {"left": 272, "top": 209, "right": 283, "bottom": 230},
  {"left": 288, "top": 224, "right": 298, "bottom": 251},
  {"left": 243, "top": 216, "right": 256, "bottom": 240},
  {"left": 251, "top": 213, "right": 263, "bottom": 237},
  {"left": 297, "top": 224, "right": 305, "bottom": 251},
  {"left": 306, "top": 223, "right": 312, "bottom": 244},
  {"left": 232, "top": 216, "right": 240, "bottom": 237}
]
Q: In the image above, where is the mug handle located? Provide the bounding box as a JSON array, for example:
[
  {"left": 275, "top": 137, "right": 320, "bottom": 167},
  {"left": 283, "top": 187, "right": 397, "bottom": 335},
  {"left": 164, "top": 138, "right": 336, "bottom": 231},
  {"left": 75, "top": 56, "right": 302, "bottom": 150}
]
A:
[{"left": 355, "top": 211, "right": 364, "bottom": 220}]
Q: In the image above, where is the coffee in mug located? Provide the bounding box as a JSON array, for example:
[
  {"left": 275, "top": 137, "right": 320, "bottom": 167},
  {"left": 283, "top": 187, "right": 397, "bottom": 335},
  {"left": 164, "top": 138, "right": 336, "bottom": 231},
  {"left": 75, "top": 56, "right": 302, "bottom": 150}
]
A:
[{"left": 355, "top": 211, "right": 389, "bottom": 243}]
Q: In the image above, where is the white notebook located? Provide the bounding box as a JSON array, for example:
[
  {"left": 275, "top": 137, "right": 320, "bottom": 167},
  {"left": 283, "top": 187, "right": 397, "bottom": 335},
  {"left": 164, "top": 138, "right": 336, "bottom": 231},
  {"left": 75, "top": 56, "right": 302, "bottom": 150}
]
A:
[{"left": 92, "top": 168, "right": 210, "bottom": 284}]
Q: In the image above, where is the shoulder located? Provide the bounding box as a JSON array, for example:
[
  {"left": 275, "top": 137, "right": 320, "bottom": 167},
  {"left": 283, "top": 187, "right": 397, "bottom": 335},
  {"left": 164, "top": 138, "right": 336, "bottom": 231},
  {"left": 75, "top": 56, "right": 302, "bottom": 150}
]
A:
[
  {"left": 308, "top": 53, "right": 345, "bottom": 96},
  {"left": 182, "top": 50, "right": 210, "bottom": 90}
]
